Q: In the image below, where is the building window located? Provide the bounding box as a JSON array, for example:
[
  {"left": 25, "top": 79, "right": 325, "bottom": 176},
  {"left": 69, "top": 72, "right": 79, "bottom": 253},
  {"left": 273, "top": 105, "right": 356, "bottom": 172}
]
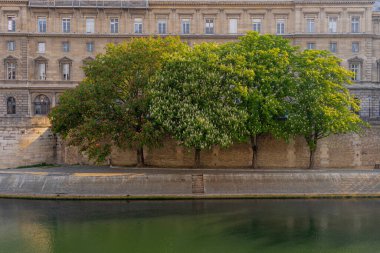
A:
[
  {"left": 228, "top": 18, "right": 238, "bottom": 34},
  {"left": 37, "top": 17, "right": 47, "bottom": 33},
  {"left": 6, "top": 97, "right": 16, "bottom": 114},
  {"left": 38, "top": 62, "right": 46, "bottom": 80},
  {"left": 350, "top": 63, "right": 361, "bottom": 81},
  {"left": 329, "top": 42, "right": 337, "bottom": 53},
  {"left": 8, "top": 16, "right": 16, "bottom": 32},
  {"left": 134, "top": 18, "right": 143, "bottom": 34},
  {"left": 328, "top": 17, "right": 337, "bottom": 33},
  {"left": 62, "top": 18, "right": 71, "bottom": 33},
  {"left": 7, "top": 41, "right": 15, "bottom": 51},
  {"left": 205, "top": 19, "right": 214, "bottom": 34},
  {"left": 86, "top": 18, "right": 95, "bottom": 33},
  {"left": 307, "top": 42, "right": 316, "bottom": 50},
  {"left": 6, "top": 62, "right": 16, "bottom": 80},
  {"left": 38, "top": 42, "right": 45, "bottom": 53},
  {"left": 351, "top": 16, "right": 360, "bottom": 33},
  {"left": 34, "top": 95, "right": 50, "bottom": 115},
  {"left": 352, "top": 42, "right": 360, "bottom": 53},
  {"left": 181, "top": 19, "right": 190, "bottom": 34},
  {"left": 252, "top": 19, "right": 261, "bottom": 33},
  {"left": 306, "top": 18, "right": 315, "bottom": 33},
  {"left": 86, "top": 42, "right": 94, "bottom": 52},
  {"left": 110, "top": 18, "right": 119, "bottom": 33},
  {"left": 276, "top": 19, "right": 285, "bottom": 34},
  {"left": 158, "top": 20, "right": 167, "bottom": 34},
  {"left": 62, "top": 42, "right": 70, "bottom": 52},
  {"left": 62, "top": 63, "right": 70, "bottom": 80}
]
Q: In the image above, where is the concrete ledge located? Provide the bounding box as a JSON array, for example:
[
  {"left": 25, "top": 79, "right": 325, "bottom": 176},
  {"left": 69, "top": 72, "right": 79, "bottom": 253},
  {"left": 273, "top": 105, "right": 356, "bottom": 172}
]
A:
[{"left": 1, "top": 167, "right": 380, "bottom": 199}]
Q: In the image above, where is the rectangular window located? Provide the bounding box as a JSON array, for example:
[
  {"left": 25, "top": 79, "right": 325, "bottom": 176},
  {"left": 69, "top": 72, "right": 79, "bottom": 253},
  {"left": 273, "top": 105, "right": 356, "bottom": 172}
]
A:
[
  {"left": 7, "top": 63, "right": 16, "bottom": 80},
  {"left": 328, "top": 17, "right": 337, "bottom": 33},
  {"left": 228, "top": 18, "right": 238, "bottom": 34},
  {"left": 8, "top": 16, "right": 16, "bottom": 32},
  {"left": 351, "top": 16, "right": 360, "bottom": 33},
  {"left": 352, "top": 42, "right": 360, "bottom": 53},
  {"left": 329, "top": 42, "right": 337, "bottom": 53},
  {"left": 37, "top": 17, "right": 47, "bottom": 33},
  {"left": 306, "top": 18, "right": 315, "bottom": 33},
  {"left": 276, "top": 19, "right": 285, "bottom": 34},
  {"left": 86, "top": 18, "right": 95, "bottom": 33},
  {"left": 205, "top": 19, "right": 214, "bottom": 34},
  {"left": 62, "top": 42, "right": 70, "bottom": 52},
  {"left": 134, "top": 18, "right": 143, "bottom": 34},
  {"left": 38, "top": 63, "right": 46, "bottom": 80},
  {"left": 62, "top": 18, "right": 71, "bottom": 33},
  {"left": 307, "top": 42, "right": 316, "bottom": 50},
  {"left": 86, "top": 42, "right": 94, "bottom": 52},
  {"left": 350, "top": 63, "right": 361, "bottom": 81},
  {"left": 158, "top": 20, "right": 167, "bottom": 34},
  {"left": 252, "top": 19, "right": 261, "bottom": 33},
  {"left": 38, "top": 42, "right": 45, "bottom": 53},
  {"left": 7, "top": 41, "right": 15, "bottom": 51},
  {"left": 62, "top": 63, "right": 70, "bottom": 80},
  {"left": 110, "top": 18, "right": 119, "bottom": 33},
  {"left": 181, "top": 19, "right": 190, "bottom": 34}
]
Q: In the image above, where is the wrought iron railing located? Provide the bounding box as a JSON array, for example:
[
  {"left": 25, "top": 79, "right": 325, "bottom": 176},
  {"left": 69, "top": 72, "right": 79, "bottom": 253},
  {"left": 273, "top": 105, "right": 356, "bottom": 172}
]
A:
[{"left": 28, "top": 0, "right": 148, "bottom": 8}]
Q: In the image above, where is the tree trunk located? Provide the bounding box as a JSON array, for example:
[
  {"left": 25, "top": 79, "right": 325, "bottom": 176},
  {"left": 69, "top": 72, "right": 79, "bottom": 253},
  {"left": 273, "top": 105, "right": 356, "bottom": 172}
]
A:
[
  {"left": 306, "top": 134, "right": 318, "bottom": 170},
  {"left": 194, "top": 148, "right": 201, "bottom": 168},
  {"left": 136, "top": 147, "right": 145, "bottom": 167},
  {"left": 250, "top": 135, "right": 258, "bottom": 169},
  {"left": 308, "top": 148, "right": 316, "bottom": 170}
]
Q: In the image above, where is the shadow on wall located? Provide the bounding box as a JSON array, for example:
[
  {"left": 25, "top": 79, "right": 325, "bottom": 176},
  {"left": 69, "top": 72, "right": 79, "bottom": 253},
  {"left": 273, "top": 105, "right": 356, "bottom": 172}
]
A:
[{"left": 0, "top": 117, "right": 57, "bottom": 169}]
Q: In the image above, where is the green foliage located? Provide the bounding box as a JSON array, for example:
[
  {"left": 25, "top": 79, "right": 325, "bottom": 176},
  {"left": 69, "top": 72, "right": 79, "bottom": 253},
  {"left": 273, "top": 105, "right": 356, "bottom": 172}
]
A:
[
  {"left": 150, "top": 43, "right": 247, "bottom": 151},
  {"left": 49, "top": 37, "right": 186, "bottom": 163},
  {"left": 288, "top": 49, "right": 368, "bottom": 167}
]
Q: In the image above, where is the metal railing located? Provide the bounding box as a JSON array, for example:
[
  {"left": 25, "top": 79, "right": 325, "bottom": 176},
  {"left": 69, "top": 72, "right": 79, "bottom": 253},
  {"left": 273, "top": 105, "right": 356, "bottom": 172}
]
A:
[{"left": 28, "top": 0, "right": 148, "bottom": 8}]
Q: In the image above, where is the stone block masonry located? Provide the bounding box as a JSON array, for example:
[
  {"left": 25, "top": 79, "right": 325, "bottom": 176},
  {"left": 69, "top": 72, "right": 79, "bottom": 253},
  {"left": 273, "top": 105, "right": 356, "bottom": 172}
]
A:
[{"left": 1, "top": 116, "right": 380, "bottom": 169}]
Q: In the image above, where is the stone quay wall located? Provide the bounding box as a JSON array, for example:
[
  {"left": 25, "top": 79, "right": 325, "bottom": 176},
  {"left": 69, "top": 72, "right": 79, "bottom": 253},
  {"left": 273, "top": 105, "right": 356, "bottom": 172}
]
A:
[
  {"left": 0, "top": 117, "right": 58, "bottom": 169},
  {"left": 1, "top": 116, "right": 380, "bottom": 169}
]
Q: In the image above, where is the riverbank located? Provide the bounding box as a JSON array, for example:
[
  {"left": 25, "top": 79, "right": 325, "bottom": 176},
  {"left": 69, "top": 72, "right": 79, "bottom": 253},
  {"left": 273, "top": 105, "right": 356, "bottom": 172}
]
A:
[{"left": 1, "top": 166, "right": 380, "bottom": 199}]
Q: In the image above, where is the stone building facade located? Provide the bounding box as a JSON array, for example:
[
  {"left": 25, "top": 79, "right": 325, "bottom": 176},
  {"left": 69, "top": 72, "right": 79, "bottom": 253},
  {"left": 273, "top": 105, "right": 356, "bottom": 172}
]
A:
[{"left": 1, "top": 0, "right": 380, "bottom": 168}]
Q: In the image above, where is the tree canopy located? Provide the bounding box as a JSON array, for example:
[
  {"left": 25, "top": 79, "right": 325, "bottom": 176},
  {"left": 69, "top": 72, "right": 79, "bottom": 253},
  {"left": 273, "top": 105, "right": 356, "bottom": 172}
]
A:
[
  {"left": 150, "top": 43, "right": 247, "bottom": 167},
  {"left": 49, "top": 37, "right": 186, "bottom": 165},
  {"left": 288, "top": 50, "right": 367, "bottom": 168},
  {"left": 49, "top": 34, "right": 368, "bottom": 169}
]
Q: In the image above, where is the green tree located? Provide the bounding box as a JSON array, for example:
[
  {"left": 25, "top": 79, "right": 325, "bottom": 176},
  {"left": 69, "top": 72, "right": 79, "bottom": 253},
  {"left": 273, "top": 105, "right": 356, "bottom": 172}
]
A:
[
  {"left": 49, "top": 37, "right": 186, "bottom": 166},
  {"left": 150, "top": 43, "right": 247, "bottom": 168},
  {"left": 221, "top": 32, "right": 297, "bottom": 169},
  {"left": 289, "top": 50, "right": 367, "bottom": 169}
]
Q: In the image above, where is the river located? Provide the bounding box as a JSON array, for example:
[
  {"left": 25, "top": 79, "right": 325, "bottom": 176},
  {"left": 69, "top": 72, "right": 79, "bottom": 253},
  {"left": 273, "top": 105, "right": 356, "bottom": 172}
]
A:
[{"left": 0, "top": 199, "right": 379, "bottom": 253}]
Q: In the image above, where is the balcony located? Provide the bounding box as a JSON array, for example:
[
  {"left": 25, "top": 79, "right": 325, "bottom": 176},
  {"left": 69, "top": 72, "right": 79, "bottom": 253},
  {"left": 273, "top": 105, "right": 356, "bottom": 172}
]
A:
[{"left": 28, "top": 0, "right": 148, "bottom": 8}]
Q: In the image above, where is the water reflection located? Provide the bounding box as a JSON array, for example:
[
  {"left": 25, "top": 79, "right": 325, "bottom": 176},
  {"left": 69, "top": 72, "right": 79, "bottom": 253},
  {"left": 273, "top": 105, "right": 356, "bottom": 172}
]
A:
[{"left": 0, "top": 199, "right": 379, "bottom": 253}]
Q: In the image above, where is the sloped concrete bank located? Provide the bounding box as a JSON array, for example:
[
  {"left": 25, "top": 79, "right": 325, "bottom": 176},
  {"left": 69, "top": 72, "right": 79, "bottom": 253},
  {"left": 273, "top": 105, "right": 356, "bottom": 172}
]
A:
[{"left": 1, "top": 167, "right": 380, "bottom": 199}]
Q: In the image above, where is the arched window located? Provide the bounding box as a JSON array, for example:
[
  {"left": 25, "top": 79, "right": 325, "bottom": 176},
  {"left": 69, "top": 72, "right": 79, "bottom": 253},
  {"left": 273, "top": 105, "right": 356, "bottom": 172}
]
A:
[
  {"left": 6, "top": 97, "right": 16, "bottom": 114},
  {"left": 34, "top": 95, "right": 50, "bottom": 115}
]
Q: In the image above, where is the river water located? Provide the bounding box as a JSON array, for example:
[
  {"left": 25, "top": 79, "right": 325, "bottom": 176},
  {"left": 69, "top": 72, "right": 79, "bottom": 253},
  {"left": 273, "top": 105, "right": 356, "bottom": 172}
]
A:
[{"left": 1, "top": 199, "right": 380, "bottom": 253}]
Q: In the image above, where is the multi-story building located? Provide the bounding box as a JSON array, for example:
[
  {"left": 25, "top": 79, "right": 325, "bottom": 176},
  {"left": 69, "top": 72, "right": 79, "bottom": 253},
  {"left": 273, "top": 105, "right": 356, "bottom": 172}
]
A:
[
  {"left": 1, "top": 0, "right": 380, "bottom": 169},
  {"left": 0, "top": 0, "right": 379, "bottom": 119}
]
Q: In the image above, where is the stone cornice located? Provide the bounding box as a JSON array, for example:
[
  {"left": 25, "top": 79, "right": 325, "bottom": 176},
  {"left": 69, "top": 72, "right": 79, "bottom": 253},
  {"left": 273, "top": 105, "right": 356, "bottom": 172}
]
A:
[{"left": 0, "top": 32, "right": 377, "bottom": 39}]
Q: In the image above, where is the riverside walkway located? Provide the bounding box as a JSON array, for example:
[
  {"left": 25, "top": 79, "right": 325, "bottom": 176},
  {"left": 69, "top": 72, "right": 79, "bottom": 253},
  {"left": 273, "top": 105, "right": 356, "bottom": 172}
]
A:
[{"left": 1, "top": 166, "right": 380, "bottom": 199}]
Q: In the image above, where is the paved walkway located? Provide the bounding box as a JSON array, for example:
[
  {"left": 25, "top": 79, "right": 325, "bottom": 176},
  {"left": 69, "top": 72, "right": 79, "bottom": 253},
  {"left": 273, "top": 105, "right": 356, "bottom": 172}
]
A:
[{"left": 1, "top": 166, "right": 380, "bottom": 199}]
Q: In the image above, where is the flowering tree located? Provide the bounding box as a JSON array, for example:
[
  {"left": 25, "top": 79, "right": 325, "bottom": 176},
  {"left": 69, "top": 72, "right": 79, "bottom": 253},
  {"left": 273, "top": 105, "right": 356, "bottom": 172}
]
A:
[{"left": 150, "top": 43, "right": 247, "bottom": 168}]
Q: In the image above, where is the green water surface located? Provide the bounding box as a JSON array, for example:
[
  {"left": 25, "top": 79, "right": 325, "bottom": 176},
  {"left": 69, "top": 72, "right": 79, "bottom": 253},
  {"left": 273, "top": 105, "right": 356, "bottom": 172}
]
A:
[{"left": 0, "top": 199, "right": 380, "bottom": 253}]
